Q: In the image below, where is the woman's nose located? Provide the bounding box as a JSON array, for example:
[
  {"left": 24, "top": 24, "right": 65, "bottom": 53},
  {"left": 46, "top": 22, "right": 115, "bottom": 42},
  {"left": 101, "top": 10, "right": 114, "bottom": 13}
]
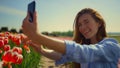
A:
[{"left": 79, "top": 24, "right": 87, "bottom": 32}]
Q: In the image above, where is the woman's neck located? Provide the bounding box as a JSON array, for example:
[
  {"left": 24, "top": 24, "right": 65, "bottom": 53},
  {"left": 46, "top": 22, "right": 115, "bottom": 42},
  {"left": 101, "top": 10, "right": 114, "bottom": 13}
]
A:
[{"left": 90, "top": 37, "right": 98, "bottom": 44}]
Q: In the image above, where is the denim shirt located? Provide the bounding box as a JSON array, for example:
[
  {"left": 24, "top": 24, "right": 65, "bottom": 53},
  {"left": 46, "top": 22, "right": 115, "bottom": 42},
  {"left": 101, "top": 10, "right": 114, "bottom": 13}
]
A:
[{"left": 55, "top": 38, "right": 120, "bottom": 68}]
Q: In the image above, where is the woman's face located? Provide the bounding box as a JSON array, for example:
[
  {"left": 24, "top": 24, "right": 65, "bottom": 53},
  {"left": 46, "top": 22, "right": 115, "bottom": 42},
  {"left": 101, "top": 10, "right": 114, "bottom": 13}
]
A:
[{"left": 78, "top": 13, "right": 100, "bottom": 40}]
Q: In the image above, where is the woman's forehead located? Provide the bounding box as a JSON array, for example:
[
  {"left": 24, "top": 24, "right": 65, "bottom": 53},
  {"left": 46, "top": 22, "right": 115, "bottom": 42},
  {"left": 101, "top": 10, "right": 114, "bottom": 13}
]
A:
[{"left": 78, "top": 14, "right": 92, "bottom": 23}]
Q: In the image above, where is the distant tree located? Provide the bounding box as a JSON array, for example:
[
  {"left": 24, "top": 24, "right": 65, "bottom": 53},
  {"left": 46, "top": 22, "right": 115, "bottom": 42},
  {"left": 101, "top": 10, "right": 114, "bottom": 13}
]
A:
[
  {"left": 42, "top": 32, "right": 49, "bottom": 35},
  {"left": 50, "top": 33, "right": 58, "bottom": 37},
  {"left": 51, "top": 32, "right": 61, "bottom": 36},
  {"left": 51, "top": 30, "right": 73, "bottom": 37},
  {"left": 10, "top": 28, "right": 17, "bottom": 33},
  {"left": 19, "top": 29, "right": 23, "bottom": 33},
  {"left": 1, "top": 27, "right": 8, "bottom": 32},
  {"left": 67, "top": 30, "right": 73, "bottom": 37},
  {"left": 41, "top": 30, "right": 73, "bottom": 37}
]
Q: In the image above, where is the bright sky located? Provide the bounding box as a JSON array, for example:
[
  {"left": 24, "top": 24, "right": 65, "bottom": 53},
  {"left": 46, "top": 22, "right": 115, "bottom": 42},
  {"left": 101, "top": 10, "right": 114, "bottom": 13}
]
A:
[{"left": 0, "top": 0, "right": 120, "bottom": 32}]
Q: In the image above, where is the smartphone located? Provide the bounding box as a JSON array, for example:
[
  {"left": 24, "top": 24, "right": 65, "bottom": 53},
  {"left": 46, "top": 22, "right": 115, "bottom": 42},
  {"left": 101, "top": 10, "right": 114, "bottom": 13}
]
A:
[{"left": 28, "top": 1, "right": 36, "bottom": 22}]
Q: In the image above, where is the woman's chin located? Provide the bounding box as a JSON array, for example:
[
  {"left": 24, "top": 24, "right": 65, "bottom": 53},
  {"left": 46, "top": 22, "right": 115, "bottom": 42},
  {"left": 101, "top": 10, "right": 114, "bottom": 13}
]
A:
[{"left": 84, "top": 36, "right": 91, "bottom": 39}]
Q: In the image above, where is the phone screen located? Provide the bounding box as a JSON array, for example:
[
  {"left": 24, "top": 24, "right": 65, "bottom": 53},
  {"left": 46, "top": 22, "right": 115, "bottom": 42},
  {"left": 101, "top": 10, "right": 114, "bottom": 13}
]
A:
[{"left": 28, "top": 1, "right": 35, "bottom": 22}]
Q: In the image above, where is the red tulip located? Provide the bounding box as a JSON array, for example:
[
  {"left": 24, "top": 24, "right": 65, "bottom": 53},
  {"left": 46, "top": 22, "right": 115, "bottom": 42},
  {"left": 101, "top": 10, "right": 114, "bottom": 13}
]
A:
[
  {"left": 0, "top": 49, "right": 2, "bottom": 54},
  {"left": 15, "top": 38, "right": 21, "bottom": 46},
  {"left": 12, "top": 47, "right": 22, "bottom": 54},
  {"left": 2, "top": 61, "right": 7, "bottom": 66},
  {"left": 11, "top": 52, "right": 19, "bottom": 64},
  {"left": 4, "top": 45, "right": 11, "bottom": 51},
  {"left": 23, "top": 45, "right": 30, "bottom": 53},
  {"left": 5, "top": 32, "right": 10, "bottom": 36},
  {"left": 0, "top": 37, "right": 4, "bottom": 40},
  {"left": 10, "top": 52, "right": 23, "bottom": 64},
  {"left": 8, "top": 34, "right": 13, "bottom": 40},
  {"left": 4, "top": 38, "right": 9, "bottom": 45},
  {"left": 2, "top": 50, "right": 12, "bottom": 62},
  {"left": 2, "top": 50, "right": 23, "bottom": 64},
  {"left": 0, "top": 32, "right": 31, "bottom": 67},
  {"left": 0, "top": 40, "right": 4, "bottom": 48},
  {"left": 12, "top": 36, "right": 21, "bottom": 46},
  {"left": 0, "top": 33, "right": 4, "bottom": 37},
  {"left": 11, "top": 36, "right": 17, "bottom": 43},
  {"left": 16, "top": 54, "right": 23, "bottom": 64}
]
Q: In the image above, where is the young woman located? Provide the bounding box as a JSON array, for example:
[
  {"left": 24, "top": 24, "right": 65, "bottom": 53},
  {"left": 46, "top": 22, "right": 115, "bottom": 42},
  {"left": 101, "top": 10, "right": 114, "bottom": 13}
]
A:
[{"left": 22, "top": 8, "right": 120, "bottom": 68}]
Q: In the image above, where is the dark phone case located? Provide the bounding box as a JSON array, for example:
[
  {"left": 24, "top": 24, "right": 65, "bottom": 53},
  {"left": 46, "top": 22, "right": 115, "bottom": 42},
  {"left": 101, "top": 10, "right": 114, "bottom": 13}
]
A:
[{"left": 28, "top": 1, "right": 35, "bottom": 22}]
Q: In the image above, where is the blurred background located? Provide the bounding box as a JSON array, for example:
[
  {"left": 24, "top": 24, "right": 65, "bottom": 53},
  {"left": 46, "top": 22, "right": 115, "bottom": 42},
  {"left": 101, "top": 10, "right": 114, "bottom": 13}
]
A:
[
  {"left": 0, "top": 0, "right": 120, "bottom": 34},
  {"left": 0, "top": 0, "right": 120, "bottom": 68}
]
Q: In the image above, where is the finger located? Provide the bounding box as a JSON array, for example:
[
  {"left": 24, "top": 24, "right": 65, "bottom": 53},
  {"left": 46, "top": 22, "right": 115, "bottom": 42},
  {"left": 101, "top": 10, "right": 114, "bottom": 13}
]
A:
[
  {"left": 22, "top": 18, "right": 27, "bottom": 29},
  {"left": 22, "top": 12, "right": 30, "bottom": 26},
  {"left": 33, "top": 11, "right": 37, "bottom": 24},
  {"left": 26, "top": 12, "right": 30, "bottom": 20},
  {"left": 119, "top": 59, "right": 120, "bottom": 64},
  {"left": 22, "top": 12, "right": 31, "bottom": 26}
]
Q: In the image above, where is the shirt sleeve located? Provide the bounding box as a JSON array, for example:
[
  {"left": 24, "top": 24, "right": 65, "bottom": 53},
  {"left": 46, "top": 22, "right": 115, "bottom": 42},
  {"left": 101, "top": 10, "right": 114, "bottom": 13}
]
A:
[{"left": 55, "top": 38, "right": 120, "bottom": 65}]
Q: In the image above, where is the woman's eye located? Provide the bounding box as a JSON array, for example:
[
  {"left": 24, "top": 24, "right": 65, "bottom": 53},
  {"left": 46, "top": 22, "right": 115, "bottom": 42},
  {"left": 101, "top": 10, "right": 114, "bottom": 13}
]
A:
[
  {"left": 85, "top": 21, "right": 89, "bottom": 24},
  {"left": 78, "top": 23, "right": 81, "bottom": 27}
]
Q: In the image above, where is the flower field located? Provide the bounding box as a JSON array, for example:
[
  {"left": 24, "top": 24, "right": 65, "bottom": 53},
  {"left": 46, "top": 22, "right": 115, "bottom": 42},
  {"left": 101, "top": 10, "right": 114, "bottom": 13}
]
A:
[
  {"left": 0, "top": 31, "right": 119, "bottom": 68},
  {"left": 0, "top": 32, "right": 41, "bottom": 68}
]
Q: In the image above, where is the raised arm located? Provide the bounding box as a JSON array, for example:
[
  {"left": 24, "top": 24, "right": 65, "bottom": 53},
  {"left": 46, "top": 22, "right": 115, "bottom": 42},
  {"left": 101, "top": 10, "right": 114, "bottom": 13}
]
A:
[
  {"left": 30, "top": 42, "right": 62, "bottom": 60},
  {"left": 22, "top": 12, "right": 66, "bottom": 54}
]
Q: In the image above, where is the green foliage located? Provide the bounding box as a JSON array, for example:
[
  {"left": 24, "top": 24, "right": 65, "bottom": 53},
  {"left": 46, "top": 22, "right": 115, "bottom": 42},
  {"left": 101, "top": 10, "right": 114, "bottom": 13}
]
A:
[
  {"left": 109, "top": 35, "right": 120, "bottom": 43},
  {"left": 42, "top": 30, "right": 73, "bottom": 37},
  {"left": 11, "top": 47, "right": 41, "bottom": 68}
]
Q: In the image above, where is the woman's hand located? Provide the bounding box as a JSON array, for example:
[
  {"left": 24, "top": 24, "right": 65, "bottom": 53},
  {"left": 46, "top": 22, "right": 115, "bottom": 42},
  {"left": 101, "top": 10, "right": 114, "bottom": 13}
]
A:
[
  {"left": 28, "top": 42, "right": 62, "bottom": 60},
  {"left": 29, "top": 42, "right": 42, "bottom": 53},
  {"left": 21, "top": 34, "right": 42, "bottom": 53},
  {"left": 22, "top": 11, "right": 65, "bottom": 54},
  {"left": 22, "top": 12, "right": 38, "bottom": 40}
]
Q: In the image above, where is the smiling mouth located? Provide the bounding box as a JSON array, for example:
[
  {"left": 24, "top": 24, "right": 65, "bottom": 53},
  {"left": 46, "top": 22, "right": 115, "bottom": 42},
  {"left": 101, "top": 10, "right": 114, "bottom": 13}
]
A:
[{"left": 83, "top": 30, "right": 90, "bottom": 36}]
